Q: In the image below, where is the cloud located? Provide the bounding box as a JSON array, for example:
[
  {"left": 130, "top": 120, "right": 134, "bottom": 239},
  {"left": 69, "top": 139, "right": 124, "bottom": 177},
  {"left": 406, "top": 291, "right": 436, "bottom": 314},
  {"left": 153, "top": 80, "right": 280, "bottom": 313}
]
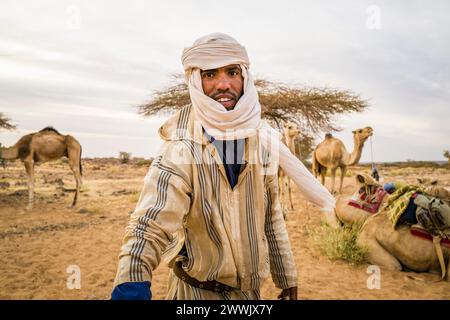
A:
[{"left": 0, "top": 0, "right": 449, "bottom": 161}]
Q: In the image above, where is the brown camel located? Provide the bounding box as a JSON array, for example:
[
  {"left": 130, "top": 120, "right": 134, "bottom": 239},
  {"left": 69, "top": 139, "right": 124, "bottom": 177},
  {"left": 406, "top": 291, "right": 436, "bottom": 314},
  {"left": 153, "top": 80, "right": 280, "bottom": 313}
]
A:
[
  {"left": 358, "top": 211, "right": 450, "bottom": 281},
  {"left": 335, "top": 178, "right": 450, "bottom": 280},
  {"left": 278, "top": 121, "right": 300, "bottom": 212},
  {"left": 0, "top": 127, "right": 82, "bottom": 209},
  {"left": 312, "top": 127, "right": 373, "bottom": 194}
]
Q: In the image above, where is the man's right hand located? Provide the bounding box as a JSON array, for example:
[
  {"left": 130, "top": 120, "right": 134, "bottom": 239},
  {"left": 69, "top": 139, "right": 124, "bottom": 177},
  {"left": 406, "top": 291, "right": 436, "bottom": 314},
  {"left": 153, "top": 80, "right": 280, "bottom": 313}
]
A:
[
  {"left": 111, "top": 281, "right": 152, "bottom": 300},
  {"left": 277, "top": 286, "right": 297, "bottom": 300}
]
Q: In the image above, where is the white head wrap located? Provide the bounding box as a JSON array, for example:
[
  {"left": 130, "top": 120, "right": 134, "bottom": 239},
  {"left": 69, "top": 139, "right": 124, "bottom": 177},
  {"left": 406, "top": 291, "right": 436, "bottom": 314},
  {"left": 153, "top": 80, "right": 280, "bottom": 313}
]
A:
[{"left": 181, "top": 33, "right": 336, "bottom": 218}]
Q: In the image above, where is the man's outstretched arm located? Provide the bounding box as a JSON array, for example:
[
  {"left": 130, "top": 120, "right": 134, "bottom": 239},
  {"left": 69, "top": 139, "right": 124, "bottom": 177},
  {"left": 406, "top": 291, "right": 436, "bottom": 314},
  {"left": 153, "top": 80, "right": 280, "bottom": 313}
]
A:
[{"left": 112, "top": 142, "right": 193, "bottom": 299}]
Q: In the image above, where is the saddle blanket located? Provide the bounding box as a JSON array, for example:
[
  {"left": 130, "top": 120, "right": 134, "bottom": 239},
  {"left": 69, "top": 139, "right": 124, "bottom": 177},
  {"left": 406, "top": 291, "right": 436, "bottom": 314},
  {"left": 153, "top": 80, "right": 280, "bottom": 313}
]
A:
[
  {"left": 348, "top": 187, "right": 387, "bottom": 213},
  {"left": 410, "top": 226, "right": 450, "bottom": 248}
]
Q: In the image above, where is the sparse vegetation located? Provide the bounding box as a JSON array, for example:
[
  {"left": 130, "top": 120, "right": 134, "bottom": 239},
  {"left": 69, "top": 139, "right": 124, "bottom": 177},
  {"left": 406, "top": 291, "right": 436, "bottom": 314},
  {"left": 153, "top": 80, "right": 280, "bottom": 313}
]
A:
[
  {"left": 136, "top": 75, "right": 369, "bottom": 161},
  {"left": 119, "top": 152, "right": 132, "bottom": 164},
  {"left": 312, "top": 221, "right": 367, "bottom": 265},
  {"left": 129, "top": 190, "right": 141, "bottom": 203},
  {"left": 133, "top": 157, "right": 154, "bottom": 167},
  {"left": 0, "top": 113, "right": 16, "bottom": 131},
  {"left": 107, "top": 166, "right": 122, "bottom": 175},
  {"left": 379, "top": 161, "right": 443, "bottom": 169},
  {"left": 444, "top": 150, "right": 450, "bottom": 167},
  {"left": 0, "top": 158, "right": 449, "bottom": 299},
  {"left": 55, "top": 158, "right": 69, "bottom": 165}
]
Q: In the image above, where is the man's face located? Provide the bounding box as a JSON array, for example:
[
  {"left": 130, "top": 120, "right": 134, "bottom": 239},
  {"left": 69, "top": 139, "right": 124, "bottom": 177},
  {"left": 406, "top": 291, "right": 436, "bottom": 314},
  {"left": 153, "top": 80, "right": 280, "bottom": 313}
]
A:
[{"left": 201, "top": 64, "right": 244, "bottom": 110}]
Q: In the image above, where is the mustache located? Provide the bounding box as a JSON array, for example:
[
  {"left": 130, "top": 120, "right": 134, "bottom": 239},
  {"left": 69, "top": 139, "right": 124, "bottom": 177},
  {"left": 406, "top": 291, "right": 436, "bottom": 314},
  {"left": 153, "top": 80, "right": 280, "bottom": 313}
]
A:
[{"left": 211, "top": 91, "right": 237, "bottom": 100}]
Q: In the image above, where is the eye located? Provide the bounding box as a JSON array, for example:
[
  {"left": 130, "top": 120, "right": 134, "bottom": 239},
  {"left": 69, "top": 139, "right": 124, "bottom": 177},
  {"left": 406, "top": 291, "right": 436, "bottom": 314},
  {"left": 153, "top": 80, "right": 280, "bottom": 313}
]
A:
[
  {"left": 358, "top": 129, "right": 362, "bottom": 133},
  {"left": 201, "top": 71, "right": 216, "bottom": 79},
  {"left": 229, "top": 69, "right": 240, "bottom": 76}
]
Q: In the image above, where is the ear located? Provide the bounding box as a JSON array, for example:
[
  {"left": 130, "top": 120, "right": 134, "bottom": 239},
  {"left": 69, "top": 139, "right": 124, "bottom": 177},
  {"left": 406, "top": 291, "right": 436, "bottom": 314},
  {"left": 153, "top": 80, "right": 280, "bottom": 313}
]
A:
[{"left": 356, "top": 174, "right": 365, "bottom": 184}]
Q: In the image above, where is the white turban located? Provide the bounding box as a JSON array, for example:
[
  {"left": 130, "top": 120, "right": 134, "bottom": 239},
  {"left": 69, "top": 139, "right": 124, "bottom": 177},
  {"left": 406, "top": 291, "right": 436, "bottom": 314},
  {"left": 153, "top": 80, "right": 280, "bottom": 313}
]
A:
[
  {"left": 181, "top": 33, "right": 260, "bottom": 140},
  {"left": 182, "top": 33, "right": 250, "bottom": 74},
  {"left": 181, "top": 33, "right": 337, "bottom": 220}
]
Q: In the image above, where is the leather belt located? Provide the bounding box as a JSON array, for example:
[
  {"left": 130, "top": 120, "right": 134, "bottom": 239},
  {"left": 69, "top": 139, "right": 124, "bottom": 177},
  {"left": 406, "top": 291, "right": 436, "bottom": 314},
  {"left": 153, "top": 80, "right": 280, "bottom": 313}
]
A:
[{"left": 173, "top": 261, "right": 234, "bottom": 293}]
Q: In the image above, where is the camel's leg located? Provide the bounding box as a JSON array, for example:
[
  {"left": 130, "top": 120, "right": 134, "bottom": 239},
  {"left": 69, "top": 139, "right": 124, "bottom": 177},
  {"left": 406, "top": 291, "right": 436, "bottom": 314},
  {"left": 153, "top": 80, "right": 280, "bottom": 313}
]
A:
[
  {"left": 287, "top": 177, "right": 294, "bottom": 210},
  {"left": 357, "top": 231, "right": 402, "bottom": 271},
  {"left": 339, "top": 166, "right": 347, "bottom": 194},
  {"left": 330, "top": 168, "right": 337, "bottom": 194},
  {"left": 278, "top": 173, "right": 288, "bottom": 219},
  {"left": 24, "top": 160, "right": 34, "bottom": 210},
  {"left": 278, "top": 174, "right": 284, "bottom": 204},
  {"left": 67, "top": 151, "right": 82, "bottom": 208},
  {"left": 312, "top": 154, "right": 318, "bottom": 179},
  {"left": 320, "top": 170, "right": 326, "bottom": 186},
  {"left": 278, "top": 174, "right": 287, "bottom": 218},
  {"left": 446, "top": 257, "right": 450, "bottom": 282}
]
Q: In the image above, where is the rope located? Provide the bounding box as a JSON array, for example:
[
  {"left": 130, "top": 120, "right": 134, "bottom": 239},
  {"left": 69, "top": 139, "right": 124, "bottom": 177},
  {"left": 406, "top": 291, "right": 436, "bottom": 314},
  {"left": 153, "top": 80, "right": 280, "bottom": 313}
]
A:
[
  {"left": 370, "top": 136, "right": 380, "bottom": 181},
  {"left": 370, "top": 136, "right": 374, "bottom": 165},
  {"left": 0, "top": 144, "right": 4, "bottom": 168}
]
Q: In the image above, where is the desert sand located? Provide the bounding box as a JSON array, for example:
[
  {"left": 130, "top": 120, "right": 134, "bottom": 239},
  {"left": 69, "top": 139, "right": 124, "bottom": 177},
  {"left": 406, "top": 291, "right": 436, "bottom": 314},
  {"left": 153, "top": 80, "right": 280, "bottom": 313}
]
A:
[{"left": 0, "top": 159, "right": 449, "bottom": 300}]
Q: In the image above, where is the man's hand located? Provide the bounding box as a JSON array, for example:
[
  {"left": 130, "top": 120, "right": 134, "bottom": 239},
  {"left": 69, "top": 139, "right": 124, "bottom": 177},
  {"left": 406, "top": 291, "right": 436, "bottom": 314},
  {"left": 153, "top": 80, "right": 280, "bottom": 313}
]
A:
[{"left": 277, "top": 286, "right": 297, "bottom": 300}]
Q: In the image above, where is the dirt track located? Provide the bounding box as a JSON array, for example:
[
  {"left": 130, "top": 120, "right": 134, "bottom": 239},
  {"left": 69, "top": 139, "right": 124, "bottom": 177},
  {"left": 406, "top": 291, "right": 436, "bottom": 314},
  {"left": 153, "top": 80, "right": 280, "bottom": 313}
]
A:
[{"left": 0, "top": 160, "right": 449, "bottom": 299}]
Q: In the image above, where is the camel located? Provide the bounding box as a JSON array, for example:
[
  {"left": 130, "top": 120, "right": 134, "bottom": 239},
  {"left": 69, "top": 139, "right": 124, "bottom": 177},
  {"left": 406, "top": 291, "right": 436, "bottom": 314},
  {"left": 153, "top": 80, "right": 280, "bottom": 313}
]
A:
[
  {"left": 334, "top": 177, "right": 450, "bottom": 280},
  {"left": 312, "top": 127, "right": 373, "bottom": 194},
  {"left": 278, "top": 121, "right": 300, "bottom": 212},
  {"left": 0, "top": 127, "right": 82, "bottom": 209},
  {"left": 358, "top": 211, "right": 450, "bottom": 281}
]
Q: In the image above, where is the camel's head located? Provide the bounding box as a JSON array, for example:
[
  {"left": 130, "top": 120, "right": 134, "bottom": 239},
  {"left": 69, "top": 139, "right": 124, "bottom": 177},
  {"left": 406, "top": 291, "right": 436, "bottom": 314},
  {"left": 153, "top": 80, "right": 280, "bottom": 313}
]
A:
[
  {"left": 283, "top": 122, "right": 300, "bottom": 138},
  {"left": 352, "top": 126, "right": 373, "bottom": 143},
  {"left": 417, "top": 178, "right": 438, "bottom": 186}
]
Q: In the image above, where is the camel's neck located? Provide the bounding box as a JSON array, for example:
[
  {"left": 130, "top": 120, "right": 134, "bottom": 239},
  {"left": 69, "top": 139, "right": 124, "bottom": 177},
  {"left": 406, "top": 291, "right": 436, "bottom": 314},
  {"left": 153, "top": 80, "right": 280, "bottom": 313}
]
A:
[
  {"left": 0, "top": 145, "right": 19, "bottom": 160},
  {"left": 285, "top": 135, "right": 296, "bottom": 153},
  {"left": 346, "top": 137, "right": 365, "bottom": 165}
]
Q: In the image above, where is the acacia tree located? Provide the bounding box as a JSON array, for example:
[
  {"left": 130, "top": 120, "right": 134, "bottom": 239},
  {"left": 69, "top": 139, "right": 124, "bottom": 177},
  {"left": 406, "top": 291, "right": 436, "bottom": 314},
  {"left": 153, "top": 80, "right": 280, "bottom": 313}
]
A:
[
  {"left": 0, "top": 113, "right": 16, "bottom": 131},
  {"left": 444, "top": 150, "right": 450, "bottom": 167},
  {"left": 136, "top": 75, "right": 369, "bottom": 161}
]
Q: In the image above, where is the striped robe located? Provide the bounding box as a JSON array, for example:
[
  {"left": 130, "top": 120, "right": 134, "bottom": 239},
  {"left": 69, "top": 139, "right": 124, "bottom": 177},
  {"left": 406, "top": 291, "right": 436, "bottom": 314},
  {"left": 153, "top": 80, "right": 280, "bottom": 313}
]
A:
[{"left": 113, "top": 105, "right": 297, "bottom": 299}]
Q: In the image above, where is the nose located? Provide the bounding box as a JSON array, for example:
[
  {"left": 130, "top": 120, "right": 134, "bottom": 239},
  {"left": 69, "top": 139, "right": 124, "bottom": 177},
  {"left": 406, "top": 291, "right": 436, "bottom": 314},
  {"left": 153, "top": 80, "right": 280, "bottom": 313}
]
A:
[{"left": 215, "top": 73, "right": 232, "bottom": 91}]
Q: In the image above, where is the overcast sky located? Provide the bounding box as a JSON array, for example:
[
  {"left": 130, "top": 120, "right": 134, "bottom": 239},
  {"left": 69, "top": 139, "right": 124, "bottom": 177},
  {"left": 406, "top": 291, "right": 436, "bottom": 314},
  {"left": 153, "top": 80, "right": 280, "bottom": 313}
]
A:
[{"left": 0, "top": 0, "right": 449, "bottom": 162}]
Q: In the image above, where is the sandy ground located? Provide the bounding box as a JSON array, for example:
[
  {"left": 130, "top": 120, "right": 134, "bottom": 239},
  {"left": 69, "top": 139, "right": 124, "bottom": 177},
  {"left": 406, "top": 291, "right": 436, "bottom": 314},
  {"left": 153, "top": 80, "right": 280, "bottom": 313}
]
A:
[{"left": 0, "top": 160, "right": 449, "bottom": 300}]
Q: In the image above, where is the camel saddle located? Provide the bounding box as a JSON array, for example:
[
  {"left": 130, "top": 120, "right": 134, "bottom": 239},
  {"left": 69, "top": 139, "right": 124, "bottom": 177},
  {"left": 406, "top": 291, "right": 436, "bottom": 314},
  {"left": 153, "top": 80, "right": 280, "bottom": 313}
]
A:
[
  {"left": 348, "top": 173, "right": 387, "bottom": 213},
  {"left": 414, "top": 194, "right": 450, "bottom": 240},
  {"left": 410, "top": 226, "right": 450, "bottom": 248},
  {"left": 411, "top": 192, "right": 450, "bottom": 280}
]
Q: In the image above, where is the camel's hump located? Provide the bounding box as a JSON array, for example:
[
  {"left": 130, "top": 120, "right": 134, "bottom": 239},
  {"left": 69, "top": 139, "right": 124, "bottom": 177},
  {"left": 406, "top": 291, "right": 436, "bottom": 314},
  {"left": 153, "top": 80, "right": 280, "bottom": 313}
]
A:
[{"left": 39, "top": 126, "right": 62, "bottom": 135}]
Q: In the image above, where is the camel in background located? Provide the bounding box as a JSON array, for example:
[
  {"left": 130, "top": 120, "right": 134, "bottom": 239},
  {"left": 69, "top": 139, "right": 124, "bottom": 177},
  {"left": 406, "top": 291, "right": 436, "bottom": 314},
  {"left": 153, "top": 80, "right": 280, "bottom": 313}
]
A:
[
  {"left": 0, "top": 127, "right": 82, "bottom": 209},
  {"left": 279, "top": 121, "right": 300, "bottom": 212},
  {"left": 312, "top": 127, "right": 373, "bottom": 194}
]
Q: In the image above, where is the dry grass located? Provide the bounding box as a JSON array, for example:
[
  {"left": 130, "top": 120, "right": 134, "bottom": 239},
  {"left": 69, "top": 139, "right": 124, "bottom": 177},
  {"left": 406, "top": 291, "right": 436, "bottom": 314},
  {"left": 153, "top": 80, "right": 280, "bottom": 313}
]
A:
[
  {"left": 0, "top": 159, "right": 449, "bottom": 299},
  {"left": 312, "top": 221, "right": 367, "bottom": 265}
]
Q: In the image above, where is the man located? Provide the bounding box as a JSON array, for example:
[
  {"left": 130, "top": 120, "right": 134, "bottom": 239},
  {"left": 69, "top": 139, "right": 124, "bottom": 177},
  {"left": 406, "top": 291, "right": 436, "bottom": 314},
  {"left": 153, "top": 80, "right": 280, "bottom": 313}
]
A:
[{"left": 112, "top": 33, "right": 335, "bottom": 300}]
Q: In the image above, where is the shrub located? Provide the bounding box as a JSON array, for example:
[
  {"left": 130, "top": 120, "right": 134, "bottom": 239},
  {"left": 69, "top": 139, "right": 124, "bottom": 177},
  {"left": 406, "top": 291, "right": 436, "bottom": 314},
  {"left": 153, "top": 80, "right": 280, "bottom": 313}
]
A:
[
  {"left": 312, "top": 221, "right": 367, "bottom": 265},
  {"left": 119, "top": 152, "right": 132, "bottom": 164}
]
